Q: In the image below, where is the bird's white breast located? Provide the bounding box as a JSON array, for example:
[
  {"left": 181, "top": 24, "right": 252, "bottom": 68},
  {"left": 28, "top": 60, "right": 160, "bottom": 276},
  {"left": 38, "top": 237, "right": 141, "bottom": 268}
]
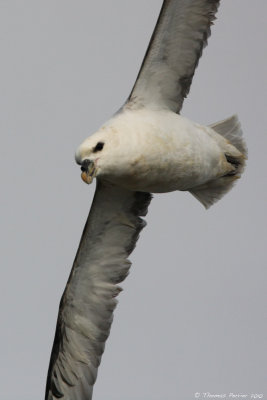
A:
[{"left": 99, "top": 108, "right": 228, "bottom": 193}]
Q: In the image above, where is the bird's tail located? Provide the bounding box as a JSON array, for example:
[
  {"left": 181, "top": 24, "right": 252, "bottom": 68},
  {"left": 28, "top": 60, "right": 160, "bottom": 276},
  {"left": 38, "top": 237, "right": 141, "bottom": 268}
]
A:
[{"left": 190, "top": 115, "right": 247, "bottom": 209}]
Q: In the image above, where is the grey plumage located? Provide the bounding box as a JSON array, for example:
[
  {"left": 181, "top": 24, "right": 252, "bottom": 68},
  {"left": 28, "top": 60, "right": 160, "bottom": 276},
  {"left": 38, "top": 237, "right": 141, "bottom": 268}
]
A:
[
  {"left": 45, "top": 182, "right": 151, "bottom": 399},
  {"left": 128, "top": 0, "right": 220, "bottom": 113}
]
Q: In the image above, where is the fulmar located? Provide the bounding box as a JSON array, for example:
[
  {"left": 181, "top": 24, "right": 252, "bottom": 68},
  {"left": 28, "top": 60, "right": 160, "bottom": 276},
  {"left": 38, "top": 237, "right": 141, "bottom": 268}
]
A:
[{"left": 45, "top": 1, "right": 247, "bottom": 399}]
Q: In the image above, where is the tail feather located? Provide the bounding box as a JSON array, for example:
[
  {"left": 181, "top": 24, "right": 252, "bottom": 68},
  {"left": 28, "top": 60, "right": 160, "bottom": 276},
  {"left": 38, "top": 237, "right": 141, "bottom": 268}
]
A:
[
  {"left": 190, "top": 115, "right": 247, "bottom": 209},
  {"left": 209, "top": 114, "right": 247, "bottom": 157},
  {"left": 190, "top": 175, "right": 240, "bottom": 209}
]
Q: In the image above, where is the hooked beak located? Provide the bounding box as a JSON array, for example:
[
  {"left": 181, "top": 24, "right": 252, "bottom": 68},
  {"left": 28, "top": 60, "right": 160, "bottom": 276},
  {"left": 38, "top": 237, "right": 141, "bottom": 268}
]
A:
[{"left": 80, "top": 159, "right": 97, "bottom": 184}]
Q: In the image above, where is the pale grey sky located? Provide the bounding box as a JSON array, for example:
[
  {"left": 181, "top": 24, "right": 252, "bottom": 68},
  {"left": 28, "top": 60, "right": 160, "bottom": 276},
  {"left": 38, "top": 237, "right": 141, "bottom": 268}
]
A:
[{"left": 1, "top": 1, "right": 266, "bottom": 399}]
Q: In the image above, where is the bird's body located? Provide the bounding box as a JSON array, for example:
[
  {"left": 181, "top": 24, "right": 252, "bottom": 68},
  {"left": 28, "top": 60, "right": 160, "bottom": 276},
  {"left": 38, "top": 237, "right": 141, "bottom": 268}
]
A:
[
  {"left": 45, "top": 1, "right": 247, "bottom": 399},
  {"left": 76, "top": 108, "right": 245, "bottom": 204}
]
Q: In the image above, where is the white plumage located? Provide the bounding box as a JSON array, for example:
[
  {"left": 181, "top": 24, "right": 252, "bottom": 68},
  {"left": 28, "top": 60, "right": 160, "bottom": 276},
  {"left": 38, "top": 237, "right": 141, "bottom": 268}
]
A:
[{"left": 76, "top": 109, "right": 246, "bottom": 206}]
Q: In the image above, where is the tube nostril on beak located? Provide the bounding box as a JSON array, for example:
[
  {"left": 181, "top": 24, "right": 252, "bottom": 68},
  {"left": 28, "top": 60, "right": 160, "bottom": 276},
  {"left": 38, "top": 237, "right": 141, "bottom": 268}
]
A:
[{"left": 80, "top": 159, "right": 91, "bottom": 172}]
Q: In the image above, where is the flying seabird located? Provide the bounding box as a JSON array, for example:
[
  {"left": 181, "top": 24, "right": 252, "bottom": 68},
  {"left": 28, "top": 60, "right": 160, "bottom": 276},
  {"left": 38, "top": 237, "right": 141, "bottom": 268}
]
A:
[{"left": 45, "top": 1, "right": 247, "bottom": 399}]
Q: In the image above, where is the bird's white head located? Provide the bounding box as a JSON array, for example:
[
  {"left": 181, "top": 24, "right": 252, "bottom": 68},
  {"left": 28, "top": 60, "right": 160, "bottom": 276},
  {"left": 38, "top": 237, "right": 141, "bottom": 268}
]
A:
[{"left": 75, "top": 124, "right": 121, "bottom": 184}]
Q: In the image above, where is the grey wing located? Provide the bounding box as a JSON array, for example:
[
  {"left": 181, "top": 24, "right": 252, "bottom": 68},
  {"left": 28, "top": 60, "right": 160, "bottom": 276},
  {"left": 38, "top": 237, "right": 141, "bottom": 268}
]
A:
[
  {"left": 45, "top": 180, "right": 152, "bottom": 400},
  {"left": 127, "top": 0, "right": 220, "bottom": 113}
]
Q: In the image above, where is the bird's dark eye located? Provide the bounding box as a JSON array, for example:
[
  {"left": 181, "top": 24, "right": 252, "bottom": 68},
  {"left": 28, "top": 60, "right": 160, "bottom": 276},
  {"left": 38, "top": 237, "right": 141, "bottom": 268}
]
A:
[{"left": 93, "top": 142, "right": 104, "bottom": 153}]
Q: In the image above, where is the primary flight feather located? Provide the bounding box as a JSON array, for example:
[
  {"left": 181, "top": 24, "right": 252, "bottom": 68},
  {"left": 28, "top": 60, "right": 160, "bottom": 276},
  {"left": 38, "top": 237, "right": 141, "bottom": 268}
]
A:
[{"left": 45, "top": 1, "right": 246, "bottom": 399}]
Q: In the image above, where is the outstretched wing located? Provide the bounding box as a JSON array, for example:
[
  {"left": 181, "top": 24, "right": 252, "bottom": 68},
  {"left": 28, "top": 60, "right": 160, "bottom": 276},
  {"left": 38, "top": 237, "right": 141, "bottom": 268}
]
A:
[
  {"left": 127, "top": 0, "right": 220, "bottom": 113},
  {"left": 45, "top": 181, "right": 152, "bottom": 400}
]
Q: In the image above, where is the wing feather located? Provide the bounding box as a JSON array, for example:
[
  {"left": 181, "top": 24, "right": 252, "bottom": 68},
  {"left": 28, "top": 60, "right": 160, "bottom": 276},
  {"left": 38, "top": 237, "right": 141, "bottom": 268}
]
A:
[
  {"left": 127, "top": 0, "right": 220, "bottom": 113},
  {"left": 45, "top": 180, "right": 152, "bottom": 400}
]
